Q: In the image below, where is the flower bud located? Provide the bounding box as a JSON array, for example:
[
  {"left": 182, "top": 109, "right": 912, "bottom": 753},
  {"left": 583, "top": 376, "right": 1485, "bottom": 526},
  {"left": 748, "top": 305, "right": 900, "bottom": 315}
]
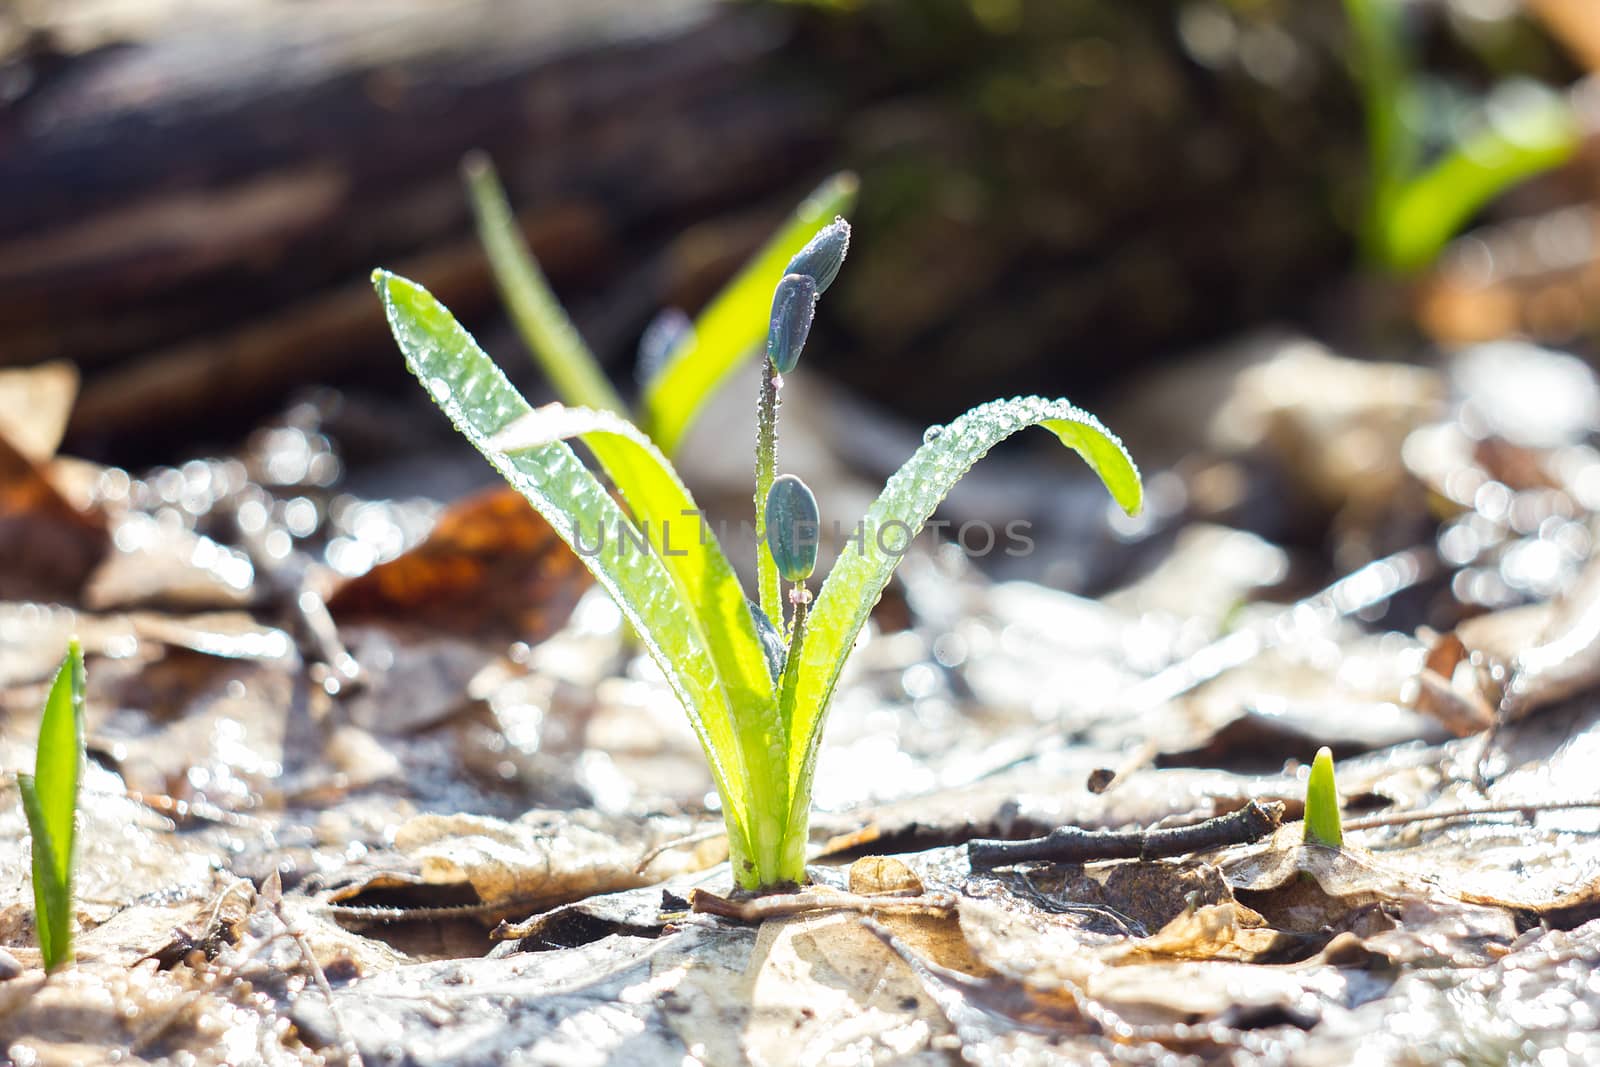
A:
[
  {"left": 764, "top": 474, "right": 820, "bottom": 583},
  {"left": 750, "top": 601, "right": 786, "bottom": 682},
  {"left": 766, "top": 273, "right": 817, "bottom": 375},
  {"left": 785, "top": 217, "right": 851, "bottom": 295},
  {"left": 636, "top": 307, "right": 693, "bottom": 384}
]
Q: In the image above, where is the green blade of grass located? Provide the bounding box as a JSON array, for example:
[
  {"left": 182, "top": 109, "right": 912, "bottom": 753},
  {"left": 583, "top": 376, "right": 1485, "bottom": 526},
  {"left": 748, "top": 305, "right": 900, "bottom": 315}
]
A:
[
  {"left": 640, "top": 172, "right": 859, "bottom": 457},
  {"left": 1380, "top": 87, "right": 1579, "bottom": 272},
  {"left": 779, "top": 396, "right": 1141, "bottom": 834},
  {"left": 19, "top": 778, "right": 69, "bottom": 971},
  {"left": 373, "top": 269, "right": 758, "bottom": 859},
  {"left": 1304, "top": 746, "right": 1344, "bottom": 848},
  {"left": 20, "top": 638, "right": 85, "bottom": 971},
  {"left": 461, "top": 153, "right": 628, "bottom": 415},
  {"left": 1344, "top": 0, "right": 1415, "bottom": 230},
  {"left": 491, "top": 404, "right": 787, "bottom": 860}
]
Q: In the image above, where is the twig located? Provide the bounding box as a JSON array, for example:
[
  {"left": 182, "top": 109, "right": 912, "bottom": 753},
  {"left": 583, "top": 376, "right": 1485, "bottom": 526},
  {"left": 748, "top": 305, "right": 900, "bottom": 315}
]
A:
[
  {"left": 967, "top": 800, "right": 1284, "bottom": 868},
  {"left": 262, "top": 872, "right": 364, "bottom": 1067},
  {"left": 632, "top": 826, "right": 727, "bottom": 874},
  {"left": 1345, "top": 798, "right": 1600, "bottom": 832},
  {"left": 688, "top": 886, "right": 958, "bottom": 923},
  {"left": 226, "top": 498, "right": 363, "bottom": 699},
  {"left": 319, "top": 897, "right": 546, "bottom": 926}
]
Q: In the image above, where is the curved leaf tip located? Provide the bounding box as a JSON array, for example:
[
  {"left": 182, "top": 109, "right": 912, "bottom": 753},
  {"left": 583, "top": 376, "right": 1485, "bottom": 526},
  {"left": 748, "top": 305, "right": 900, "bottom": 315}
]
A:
[{"left": 1040, "top": 409, "right": 1143, "bottom": 516}]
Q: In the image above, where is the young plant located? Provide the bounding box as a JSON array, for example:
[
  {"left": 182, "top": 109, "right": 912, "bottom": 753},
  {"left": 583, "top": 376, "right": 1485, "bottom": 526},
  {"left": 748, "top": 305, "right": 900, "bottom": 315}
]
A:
[
  {"left": 462, "top": 152, "right": 858, "bottom": 453},
  {"left": 18, "top": 639, "right": 86, "bottom": 971},
  {"left": 1344, "top": 0, "right": 1579, "bottom": 273},
  {"left": 373, "top": 213, "right": 1142, "bottom": 890},
  {"left": 1304, "top": 746, "right": 1344, "bottom": 849}
]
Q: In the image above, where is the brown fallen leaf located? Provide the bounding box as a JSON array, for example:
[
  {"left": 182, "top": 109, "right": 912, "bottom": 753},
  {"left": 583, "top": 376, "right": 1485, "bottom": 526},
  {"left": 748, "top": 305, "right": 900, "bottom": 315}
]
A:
[
  {"left": 849, "top": 855, "right": 924, "bottom": 895},
  {"left": 330, "top": 809, "right": 707, "bottom": 919},
  {"left": 1222, "top": 831, "right": 1516, "bottom": 966},
  {"left": 0, "top": 362, "right": 78, "bottom": 465},
  {"left": 0, "top": 432, "right": 109, "bottom": 602},
  {"left": 327, "top": 484, "right": 591, "bottom": 644},
  {"left": 1111, "top": 901, "right": 1287, "bottom": 964}
]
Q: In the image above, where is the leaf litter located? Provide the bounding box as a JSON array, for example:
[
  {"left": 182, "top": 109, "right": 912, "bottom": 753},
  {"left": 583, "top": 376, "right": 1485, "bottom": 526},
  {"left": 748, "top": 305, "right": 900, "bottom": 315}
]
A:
[{"left": 4, "top": 341, "right": 1600, "bottom": 1064}]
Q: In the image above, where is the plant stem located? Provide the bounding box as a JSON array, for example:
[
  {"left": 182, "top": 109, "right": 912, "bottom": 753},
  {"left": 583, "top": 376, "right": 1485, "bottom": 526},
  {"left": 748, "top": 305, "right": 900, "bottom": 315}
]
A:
[
  {"left": 754, "top": 363, "right": 783, "bottom": 631},
  {"left": 764, "top": 592, "right": 811, "bottom": 886}
]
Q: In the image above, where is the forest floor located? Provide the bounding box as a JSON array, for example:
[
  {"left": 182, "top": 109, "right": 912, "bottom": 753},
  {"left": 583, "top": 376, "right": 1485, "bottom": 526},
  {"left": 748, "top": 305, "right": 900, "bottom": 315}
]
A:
[{"left": 3, "top": 334, "right": 1600, "bottom": 1065}]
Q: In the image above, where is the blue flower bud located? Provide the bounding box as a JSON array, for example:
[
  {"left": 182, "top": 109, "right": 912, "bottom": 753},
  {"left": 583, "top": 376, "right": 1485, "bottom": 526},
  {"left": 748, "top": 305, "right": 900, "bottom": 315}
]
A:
[
  {"left": 750, "top": 601, "right": 787, "bottom": 682},
  {"left": 636, "top": 307, "right": 693, "bottom": 384},
  {"left": 785, "top": 217, "right": 851, "bottom": 295},
  {"left": 764, "top": 474, "right": 820, "bottom": 583},
  {"left": 766, "top": 273, "right": 817, "bottom": 375}
]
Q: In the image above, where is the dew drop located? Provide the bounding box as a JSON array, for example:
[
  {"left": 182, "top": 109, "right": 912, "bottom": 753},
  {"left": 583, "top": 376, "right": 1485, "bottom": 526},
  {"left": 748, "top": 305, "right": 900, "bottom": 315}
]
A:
[{"left": 923, "top": 425, "right": 944, "bottom": 444}]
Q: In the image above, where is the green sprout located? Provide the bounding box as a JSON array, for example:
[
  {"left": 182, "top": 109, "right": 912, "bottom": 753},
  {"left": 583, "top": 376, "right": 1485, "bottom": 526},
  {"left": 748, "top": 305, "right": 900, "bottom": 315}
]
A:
[
  {"left": 1344, "top": 0, "right": 1579, "bottom": 273},
  {"left": 373, "top": 199, "right": 1142, "bottom": 889},
  {"left": 462, "top": 152, "right": 858, "bottom": 452},
  {"left": 1304, "top": 746, "right": 1344, "bottom": 849},
  {"left": 18, "top": 639, "right": 86, "bottom": 971}
]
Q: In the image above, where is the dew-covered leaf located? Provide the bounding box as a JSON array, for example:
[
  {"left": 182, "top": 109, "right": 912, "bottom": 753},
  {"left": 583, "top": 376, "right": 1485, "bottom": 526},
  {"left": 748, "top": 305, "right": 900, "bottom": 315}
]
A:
[
  {"left": 490, "top": 402, "right": 778, "bottom": 769},
  {"left": 782, "top": 396, "right": 1142, "bottom": 815},
  {"left": 372, "top": 269, "right": 757, "bottom": 855}
]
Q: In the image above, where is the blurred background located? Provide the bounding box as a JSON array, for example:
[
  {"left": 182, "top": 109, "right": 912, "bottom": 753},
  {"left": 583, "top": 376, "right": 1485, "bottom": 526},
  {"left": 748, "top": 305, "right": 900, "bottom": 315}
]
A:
[{"left": 6, "top": 0, "right": 1600, "bottom": 603}]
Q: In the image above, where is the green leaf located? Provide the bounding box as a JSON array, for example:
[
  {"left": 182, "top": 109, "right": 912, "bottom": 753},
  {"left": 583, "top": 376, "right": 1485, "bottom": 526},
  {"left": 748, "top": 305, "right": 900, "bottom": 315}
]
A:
[
  {"left": 373, "top": 269, "right": 768, "bottom": 864},
  {"left": 778, "top": 397, "right": 1141, "bottom": 831},
  {"left": 461, "top": 153, "right": 628, "bottom": 414},
  {"left": 1344, "top": 0, "right": 1414, "bottom": 190},
  {"left": 640, "top": 172, "right": 859, "bottom": 456},
  {"left": 1379, "top": 85, "right": 1578, "bottom": 272},
  {"left": 1304, "top": 746, "right": 1344, "bottom": 849},
  {"left": 1344, "top": 0, "right": 1578, "bottom": 272},
  {"left": 21, "top": 639, "right": 85, "bottom": 971},
  {"left": 490, "top": 403, "right": 785, "bottom": 831}
]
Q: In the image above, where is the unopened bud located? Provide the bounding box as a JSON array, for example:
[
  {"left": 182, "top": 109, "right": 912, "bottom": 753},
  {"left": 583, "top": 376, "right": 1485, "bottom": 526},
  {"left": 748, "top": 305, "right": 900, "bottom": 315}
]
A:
[
  {"left": 764, "top": 474, "right": 820, "bottom": 583},
  {"left": 785, "top": 217, "right": 851, "bottom": 295},
  {"left": 766, "top": 273, "right": 817, "bottom": 375},
  {"left": 636, "top": 307, "right": 693, "bottom": 384}
]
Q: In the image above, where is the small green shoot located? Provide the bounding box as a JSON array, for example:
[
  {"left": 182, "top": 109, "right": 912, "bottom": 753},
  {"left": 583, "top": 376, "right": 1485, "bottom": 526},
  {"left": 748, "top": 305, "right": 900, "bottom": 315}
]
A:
[
  {"left": 374, "top": 190, "right": 1141, "bottom": 889},
  {"left": 1304, "top": 746, "right": 1344, "bottom": 849},
  {"left": 461, "top": 151, "right": 858, "bottom": 453},
  {"left": 18, "top": 639, "right": 86, "bottom": 971},
  {"left": 1344, "top": 0, "right": 1579, "bottom": 273}
]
